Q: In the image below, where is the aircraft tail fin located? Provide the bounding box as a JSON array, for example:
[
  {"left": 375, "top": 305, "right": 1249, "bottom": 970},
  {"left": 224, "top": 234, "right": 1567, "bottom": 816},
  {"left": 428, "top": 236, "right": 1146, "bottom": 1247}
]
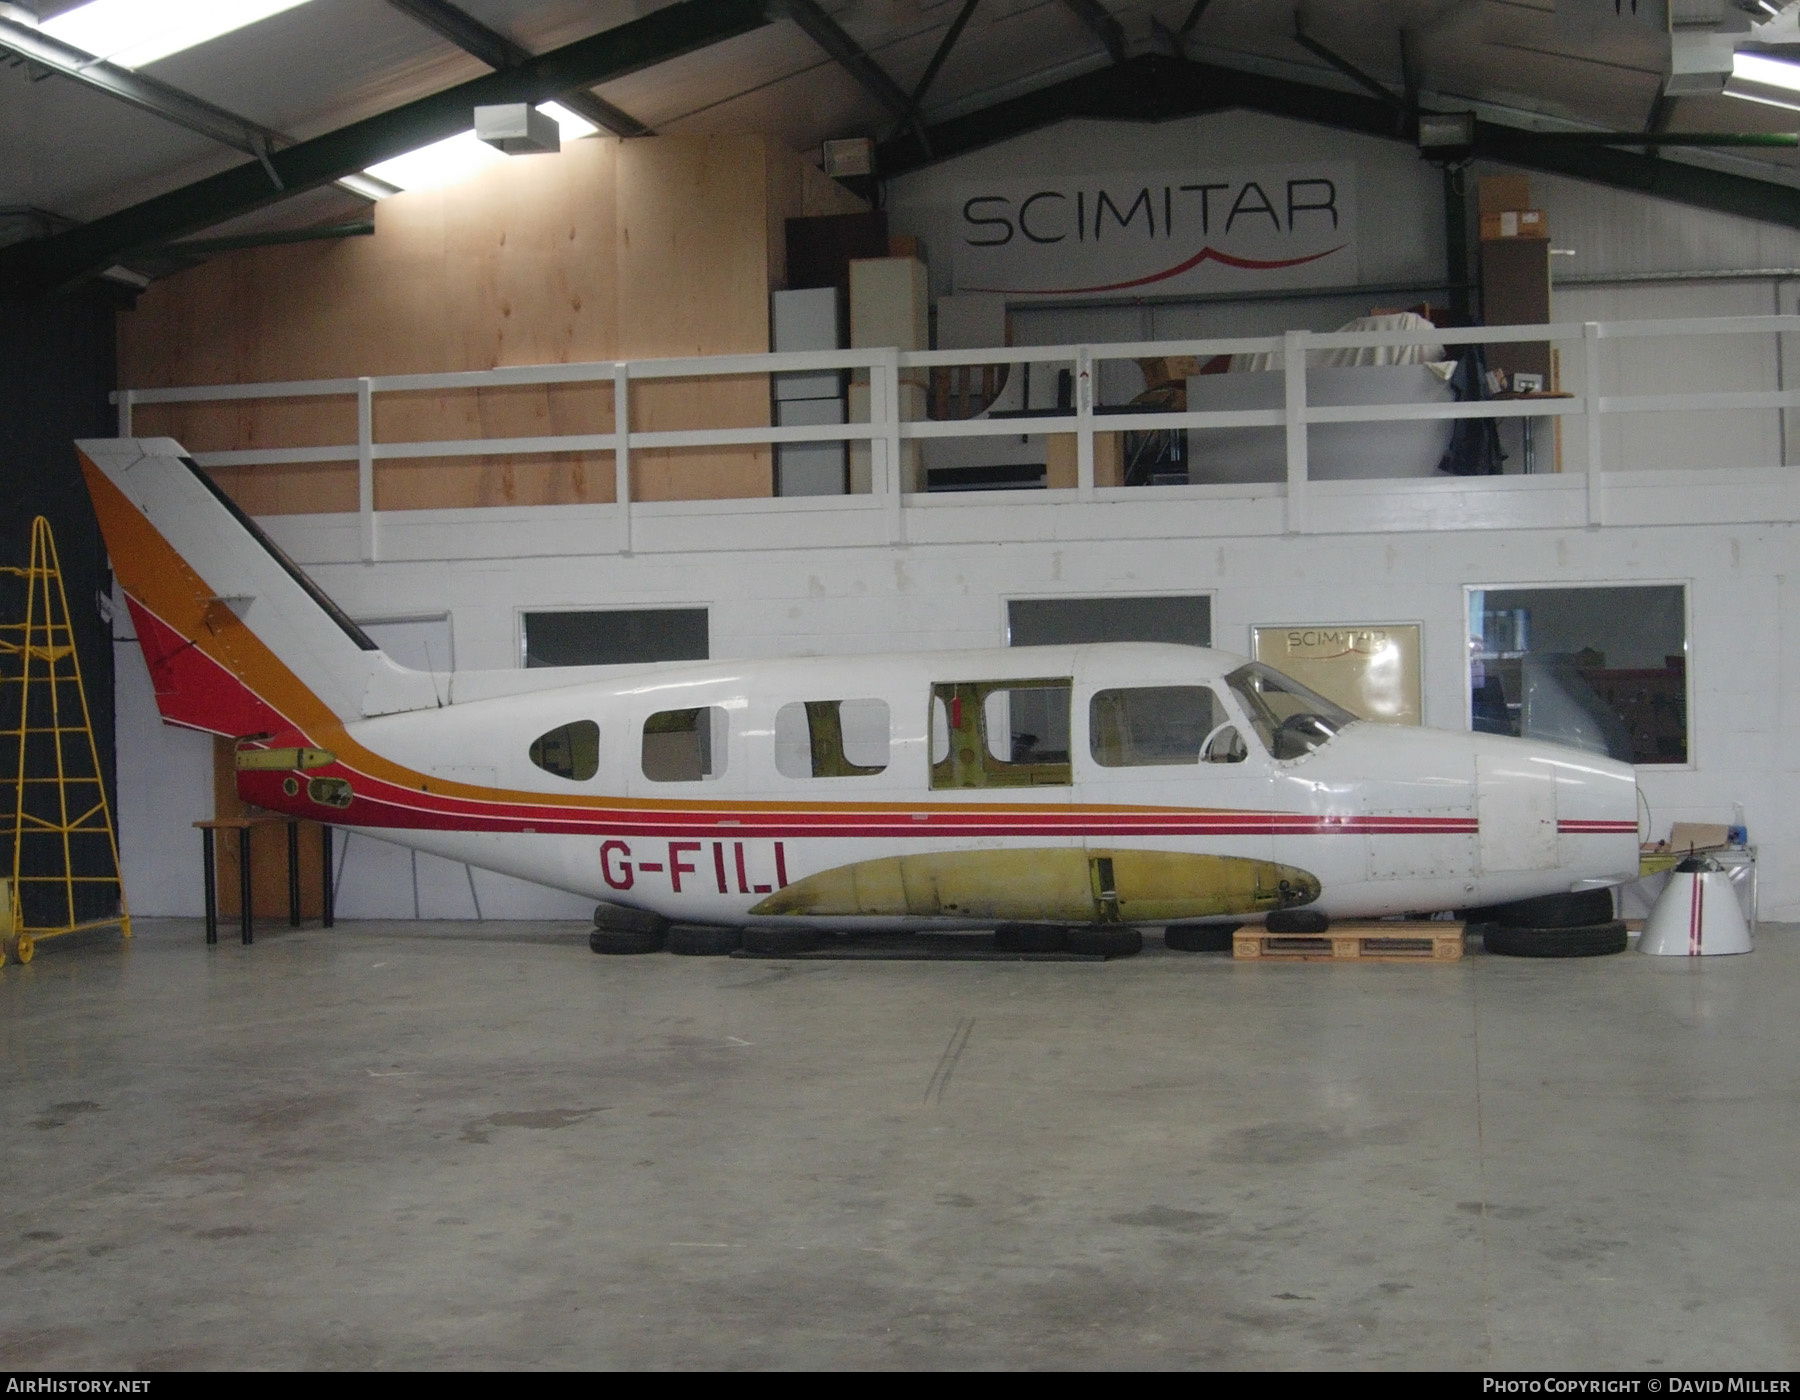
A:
[{"left": 77, "top": 438, "right": 435, "bottom": 738}]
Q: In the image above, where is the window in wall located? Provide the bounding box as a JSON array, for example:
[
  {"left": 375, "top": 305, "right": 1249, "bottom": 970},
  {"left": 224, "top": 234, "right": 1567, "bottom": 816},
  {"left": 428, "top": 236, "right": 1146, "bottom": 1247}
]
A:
[
  {"left": 1468, "top": 585, "right": 1687, "bottom": 765},
  {"left": 528, "top": 720, "right": 600, "bottom": 782},
  {"left": 1090, "top": 686, "right": 1244, "bottom": 766},
  {"left": 1008, "top": 595, "right": 1211, "bottom": 647},
  {"left": 774, "top": 699, "right": 890, "bottom": 778},
  {"left": 523, "top": 608, "right": 708, "bottom": 667},
  {"left": 930, "top": 678, "right": 1072, "bottom": 789},
  {"left": 642, "top": 707, "right": 729, "bottom": 782}
]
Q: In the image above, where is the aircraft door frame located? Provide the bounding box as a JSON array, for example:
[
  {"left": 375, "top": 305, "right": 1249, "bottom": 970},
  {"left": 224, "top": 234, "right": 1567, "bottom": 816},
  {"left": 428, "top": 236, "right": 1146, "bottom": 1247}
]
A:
[{"left": 1072, "top": 675, "right": 1274, "bottom": 863}]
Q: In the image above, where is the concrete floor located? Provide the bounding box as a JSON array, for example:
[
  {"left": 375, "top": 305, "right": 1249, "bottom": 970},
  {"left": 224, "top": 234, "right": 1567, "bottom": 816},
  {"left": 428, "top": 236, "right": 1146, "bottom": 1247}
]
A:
[{"left": 2, "top": 918, "right": 1796, "bottom": 1371}]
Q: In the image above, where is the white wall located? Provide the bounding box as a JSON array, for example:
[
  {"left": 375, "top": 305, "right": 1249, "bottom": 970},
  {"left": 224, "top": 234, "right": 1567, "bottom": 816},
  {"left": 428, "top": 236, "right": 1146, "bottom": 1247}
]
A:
[{"left": 115, "top": 514, "right": 1800, "bottom": 921}]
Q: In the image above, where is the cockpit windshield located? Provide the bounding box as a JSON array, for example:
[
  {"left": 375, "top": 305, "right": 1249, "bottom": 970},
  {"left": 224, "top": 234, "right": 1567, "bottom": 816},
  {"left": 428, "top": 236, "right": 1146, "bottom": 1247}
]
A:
[{"left": 1225, "top": 662, "right": 1359, "bottom": 760}]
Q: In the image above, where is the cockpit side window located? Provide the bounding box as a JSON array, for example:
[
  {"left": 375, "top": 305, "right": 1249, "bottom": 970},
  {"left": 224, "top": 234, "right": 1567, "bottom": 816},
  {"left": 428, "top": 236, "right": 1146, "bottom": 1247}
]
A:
[
  {"left": 1225, "top": 662, "right": 1357, "bottom": 760},
  {"left": 930, "top": 678, "right": 1072, "bottom": 789},
  {"left": 528, "top": 720, "right": 599, "bottom": 781},
  {"left": 1089, "top": 686, "right": 1244, "bottom": 766}
]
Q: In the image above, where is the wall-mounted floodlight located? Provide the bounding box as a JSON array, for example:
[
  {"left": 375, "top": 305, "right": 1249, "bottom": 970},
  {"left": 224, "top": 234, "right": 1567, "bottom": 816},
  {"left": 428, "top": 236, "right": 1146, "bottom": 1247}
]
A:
[
  {"left": 475, "top": 103, "right": 560, "bottom": 156},
  {"left": 1417, "top": 112, "right": 1475, "bottom": 155},
  {"left": 821, "top": 137, "right": 874, "bottom": 178}
]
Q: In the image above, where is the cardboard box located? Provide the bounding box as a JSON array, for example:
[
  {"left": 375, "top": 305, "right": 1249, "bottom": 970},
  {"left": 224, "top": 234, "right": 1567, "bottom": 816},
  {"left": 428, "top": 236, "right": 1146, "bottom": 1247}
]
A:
[
  {"left": 1478, "top": 174, "right": 1532, "bottom": 216},
  {"left": 1668, "top": 822, "right": 1732, "bottom": 853},
  {"left": 1480, "top": 209, "right": 1547, "bottom": 241},
  {"left": 1138, "top": 355, "right": 1206, "bottom": 389}
]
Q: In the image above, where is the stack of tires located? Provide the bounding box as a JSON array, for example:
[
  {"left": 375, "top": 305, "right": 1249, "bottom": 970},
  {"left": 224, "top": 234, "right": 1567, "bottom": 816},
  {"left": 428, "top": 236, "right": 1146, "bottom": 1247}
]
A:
[{"left": 1467, "top": 890, "right": 1627, "bottom": 958}]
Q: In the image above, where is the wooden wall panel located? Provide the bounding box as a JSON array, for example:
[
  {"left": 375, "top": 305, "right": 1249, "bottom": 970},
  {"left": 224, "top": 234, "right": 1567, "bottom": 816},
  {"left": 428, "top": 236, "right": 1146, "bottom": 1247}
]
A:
[
  {"left": 618, "top": 136, "right": 773, "bottom": 501},
  {"left": 119, "top": 135, "right": 863, "bottom": 513}
]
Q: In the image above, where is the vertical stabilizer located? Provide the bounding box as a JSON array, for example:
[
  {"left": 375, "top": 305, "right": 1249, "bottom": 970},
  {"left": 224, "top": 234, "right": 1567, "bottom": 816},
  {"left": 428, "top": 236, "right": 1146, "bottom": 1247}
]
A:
[{"left": 78, "top": 438, "right": 435, "bottom": 738}]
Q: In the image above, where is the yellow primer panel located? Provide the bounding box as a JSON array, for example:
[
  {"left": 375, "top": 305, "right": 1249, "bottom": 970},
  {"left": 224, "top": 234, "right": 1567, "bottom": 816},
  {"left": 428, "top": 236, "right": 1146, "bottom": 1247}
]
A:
[
  {"left": 752, "top": 848, "right": 1320, "bottom": 923},
  {"left": 235, "top": 746, "right": 336, "bottom": 771}
]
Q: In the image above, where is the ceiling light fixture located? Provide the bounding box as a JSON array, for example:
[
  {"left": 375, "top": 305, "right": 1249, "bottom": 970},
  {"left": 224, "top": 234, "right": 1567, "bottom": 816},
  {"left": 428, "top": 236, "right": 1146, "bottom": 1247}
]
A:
[
  {"left": 38, "top": 0, "right": 315, "bottom": 70},
  {"left": 1723, "top": 49, "right": 1800, "bottom": 108},
  {"left": 361, "top": 105, "right": 596, "bottom": 194},
  {"left": 535, "top": 102, "right": 599, "bottom": 140}
]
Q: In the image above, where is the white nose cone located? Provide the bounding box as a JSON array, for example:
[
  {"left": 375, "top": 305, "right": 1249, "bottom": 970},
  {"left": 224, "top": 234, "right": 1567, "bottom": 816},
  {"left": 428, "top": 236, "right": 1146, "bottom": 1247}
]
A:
[{"left": 1641, "top": 860, "right": 1752, "bottom": 957}]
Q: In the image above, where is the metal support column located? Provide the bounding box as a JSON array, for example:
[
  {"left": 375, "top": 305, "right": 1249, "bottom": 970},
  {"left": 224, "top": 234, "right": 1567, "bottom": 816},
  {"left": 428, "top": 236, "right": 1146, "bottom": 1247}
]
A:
[
  {"left": 1283, "top": 329, "right": 1310, "bottom": 534},
  {"left": 237, "top": 825, "right": 253, "bottom": 945},
  {"left": 321, "top": 826, "right": 335, "bottom": 929},
  {"left": 202, "top": 827, "right": 218, "bottom": 945},
  {"left": 287, "top": 821, "right": 301, "bottom": 927},
  {"left": 613, "top": 363, "right": 632, "bottom": 554}
]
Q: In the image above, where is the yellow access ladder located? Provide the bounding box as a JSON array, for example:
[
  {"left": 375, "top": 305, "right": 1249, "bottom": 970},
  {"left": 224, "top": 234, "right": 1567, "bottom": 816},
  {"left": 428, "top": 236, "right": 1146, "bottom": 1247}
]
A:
[{"left": 0, "top": 516, "right": 130, "bottom": 967}]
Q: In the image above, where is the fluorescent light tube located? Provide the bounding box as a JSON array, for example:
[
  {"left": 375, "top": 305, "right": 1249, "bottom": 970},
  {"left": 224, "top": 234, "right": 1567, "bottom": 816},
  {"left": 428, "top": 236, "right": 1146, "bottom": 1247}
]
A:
[
  {"left": 1725, "top": 49, "right": 1800, "bottom": 109},
  {"left": 364, "top": 131, "right": 505, "bottom": 193},
  {"left": 536, "top": 102, "right": 599, "bottom": 139},
  {"left": 39, "top": 0, "right": 315, "bottom": 69},
  {"left": 363, "top": 107, "right": 594, "bottom": 194}
]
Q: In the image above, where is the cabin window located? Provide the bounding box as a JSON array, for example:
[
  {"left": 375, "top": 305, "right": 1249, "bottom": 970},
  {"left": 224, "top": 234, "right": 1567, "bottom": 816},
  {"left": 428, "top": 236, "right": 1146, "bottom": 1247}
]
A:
[
  {"left": 642, "top": 707, "right": 729, "bottom": 782},
  {"left": 1090, "top": 686, "right": 1244, "bottom": 766},
  {"left": 529, "top": 720, "right": 600, "bottom": 782},
  {"left": 930, "top": 678, "right": 1072, "bottom": 789},
  {"left": 775, "top": 699, "right": 890, "bottom": 778}
]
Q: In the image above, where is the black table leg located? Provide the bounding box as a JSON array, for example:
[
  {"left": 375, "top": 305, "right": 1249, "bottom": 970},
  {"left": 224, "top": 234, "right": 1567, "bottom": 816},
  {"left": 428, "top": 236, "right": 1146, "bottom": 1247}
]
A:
[
  {"left": 287, "top": 820, "right": 301, "bottom": 927},
  {"left": 202, "top": 827, "right": 217, "bottom": 945},
  {"left": 321, "top": 825, "right": 335, "bottom": 929},
  {"left": 238, "top": 825, "right": 253, "bottom": 946}
]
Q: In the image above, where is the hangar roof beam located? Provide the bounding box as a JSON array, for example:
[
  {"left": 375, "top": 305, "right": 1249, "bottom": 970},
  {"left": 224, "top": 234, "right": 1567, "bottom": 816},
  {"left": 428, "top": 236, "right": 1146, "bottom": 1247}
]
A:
[
  {"left": 1059, "top": 0, "right": 1127, "bottom": 64},
  {"left": 381, "top": 0, "right": 652, "bottom": 137},
  {"left": 773, "top": 0, "right": 930, "bottom": 152},
  {"left": 0, "top": 15, "right": 292, "bottom": 162}
]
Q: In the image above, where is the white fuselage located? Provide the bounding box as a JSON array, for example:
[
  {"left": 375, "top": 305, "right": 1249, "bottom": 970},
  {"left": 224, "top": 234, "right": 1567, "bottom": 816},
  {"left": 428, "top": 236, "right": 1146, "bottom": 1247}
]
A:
[{"left": 334, "top": 643, "right": 1640, "bottom": 928}]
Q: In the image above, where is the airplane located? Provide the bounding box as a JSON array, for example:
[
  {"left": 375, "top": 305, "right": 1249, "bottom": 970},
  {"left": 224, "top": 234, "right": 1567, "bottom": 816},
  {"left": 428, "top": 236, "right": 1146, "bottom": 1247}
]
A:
[{"left": 78, "top": 437, "right": 1642, "bottom": 955}]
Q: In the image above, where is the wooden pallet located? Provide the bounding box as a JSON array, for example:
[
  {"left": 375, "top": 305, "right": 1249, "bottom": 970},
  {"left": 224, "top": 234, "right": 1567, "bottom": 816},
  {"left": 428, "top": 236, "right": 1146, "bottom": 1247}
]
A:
[{"left": 1233, "top": 921, "right": 1465, "bottom": 963}]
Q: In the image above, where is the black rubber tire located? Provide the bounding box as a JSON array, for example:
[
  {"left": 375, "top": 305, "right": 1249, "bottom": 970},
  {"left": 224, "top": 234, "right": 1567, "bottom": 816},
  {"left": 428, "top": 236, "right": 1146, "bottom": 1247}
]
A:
[
  {"left": 589, "top": 927, "right": 665, "bottom": 955},
  {"left": 1479, "top": 890, "right": 1615, "bottom": 929},
  {"left": 1164, "top": 924, "right": 1239, "bottom": 953},
  {"left": 593, "top": 902, "right": 669, "bottom": 936},
  {"left": 741, "top": 926, "right": 823, "bottom": 955},
  {"left": 1267, "top": 908, "right": 1329, "bottom": 934},
  {"left": 666, "top": 923, "right": 742, "bottom": 956},
  {"left": 1482, "top": 919, "right": 1628, "bottom": 958},
  {"left": 993, "top": 924, "right": 1068, "bottom": 953},
  {"left": 1066, "top": 926, "right": 1143, "bottom": 957}
]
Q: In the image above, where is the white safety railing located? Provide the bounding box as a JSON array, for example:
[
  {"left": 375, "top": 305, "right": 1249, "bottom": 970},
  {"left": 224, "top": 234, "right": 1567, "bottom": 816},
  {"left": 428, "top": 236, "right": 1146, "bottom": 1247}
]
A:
[{"left": 113, "top": 314, "right": 1800, "bottom": 561}]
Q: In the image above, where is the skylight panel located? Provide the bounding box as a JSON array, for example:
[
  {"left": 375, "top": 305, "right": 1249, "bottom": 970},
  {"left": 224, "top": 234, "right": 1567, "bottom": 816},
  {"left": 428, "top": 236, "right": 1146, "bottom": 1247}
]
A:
[{"left": 39, "top": 0, "right": 315, "bottom": 70}]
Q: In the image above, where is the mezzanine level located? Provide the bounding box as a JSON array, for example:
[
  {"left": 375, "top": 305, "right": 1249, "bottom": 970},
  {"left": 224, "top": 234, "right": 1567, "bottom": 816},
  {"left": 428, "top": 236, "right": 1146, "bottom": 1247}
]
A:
[{"left": 113, "top": 314, "right": 1800, "bottom": 566}]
